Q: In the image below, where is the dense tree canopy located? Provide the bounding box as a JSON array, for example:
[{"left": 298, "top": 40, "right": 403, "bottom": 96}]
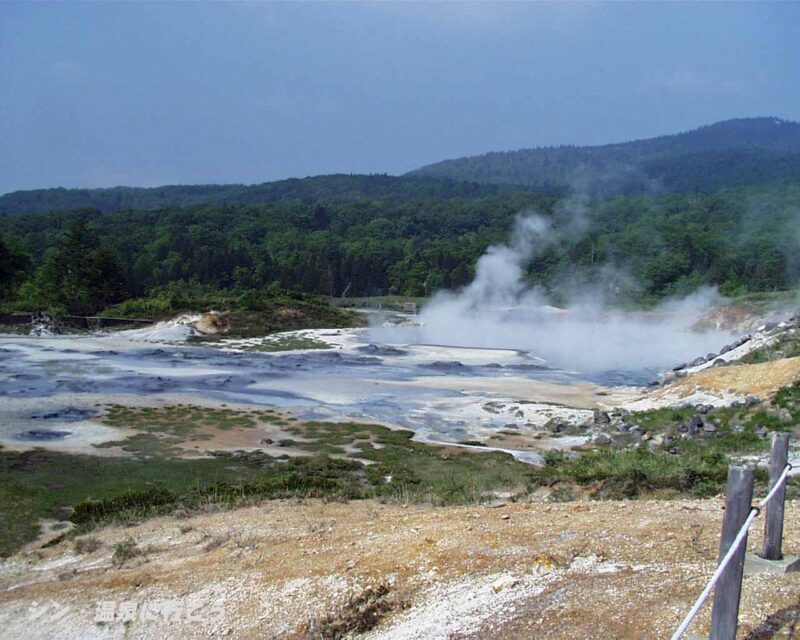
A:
[
  {"left": 13, "top": 217, "right": 127, "bottom": 314},
  {"left": 2, "top": 181, "right": 800, "bottom": 315}
]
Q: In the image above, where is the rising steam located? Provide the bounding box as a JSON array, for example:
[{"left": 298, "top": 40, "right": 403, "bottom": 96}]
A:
[{"left": 372, "top": 210, "right": 734, "bottom": 375}]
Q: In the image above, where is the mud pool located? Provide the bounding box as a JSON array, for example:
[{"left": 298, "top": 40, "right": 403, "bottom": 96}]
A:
[{"left": 0, "top": 327, "right": 670, "bottom": 461}]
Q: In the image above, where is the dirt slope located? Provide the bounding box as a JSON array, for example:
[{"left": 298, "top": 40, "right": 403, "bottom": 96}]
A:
[{"left": 1, "top": 499, "right": 799, "bottom": 639}]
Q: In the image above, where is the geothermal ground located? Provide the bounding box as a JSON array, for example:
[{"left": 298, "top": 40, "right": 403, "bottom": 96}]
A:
[
  {"left": 2, "top": 499, "right": 800, "bottom": 639},
  {"left": 3, "top": 307, "right": 800, "bottom": 639},
  {"left": 0, "top": 322, "right": 646, "bottom": 463}
]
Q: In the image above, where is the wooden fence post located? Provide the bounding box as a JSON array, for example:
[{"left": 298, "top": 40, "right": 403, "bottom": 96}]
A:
[
  {"left": 762, "top": 432, "right": 790, "bottom": 561},
  {"left": 710, "top": 465, "right": 754, "bottom": 640}
]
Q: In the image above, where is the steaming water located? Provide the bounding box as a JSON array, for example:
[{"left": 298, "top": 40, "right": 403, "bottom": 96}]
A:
[{"left": 0, "top": 328, "right": 670, "bottom": 457}]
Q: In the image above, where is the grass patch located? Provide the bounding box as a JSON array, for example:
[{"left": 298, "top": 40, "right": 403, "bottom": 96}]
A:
[
  {"left": 741, "top": 334, "right": 800, "bottom": 364},
  {"left": 0, "top": 419, "right": 538, "bottom": 556},
  {"left": 0, "top": 449, "right": 264, "bottom": 557},
  {"left": 218, "top": 335, "right": 332, "bottom": 352},
  {"left": 96, "top": 404, "right": 267, "bottom": 457},
  {"left": 288, "top": 421, "right": 535, "bottom": 504},
  {"left": 536, "top": 448, "right": 736, "bottom": 499},
  {"left": 100, "top": 284, "right": 366, "bottom": 339},
  {"left": 111, "top": 537, "right": 140, "bottom": 566}
]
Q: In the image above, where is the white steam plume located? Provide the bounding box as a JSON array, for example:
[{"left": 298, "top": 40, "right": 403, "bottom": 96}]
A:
[{"left": 372, "top": 210, "right": 734, "bottom": 375}]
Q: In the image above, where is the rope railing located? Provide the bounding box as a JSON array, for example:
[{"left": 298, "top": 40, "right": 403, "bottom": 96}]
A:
[{"left": 670, "top": 444, "right": 797, "bottom": 640}]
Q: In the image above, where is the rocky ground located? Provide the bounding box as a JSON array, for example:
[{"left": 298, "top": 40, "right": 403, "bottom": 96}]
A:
[
  {"left": 1, "top": 499, "right": 799, "bottom": 639},
  {"left": 4, "top": 305, "right": 800, "bottom": 639}
]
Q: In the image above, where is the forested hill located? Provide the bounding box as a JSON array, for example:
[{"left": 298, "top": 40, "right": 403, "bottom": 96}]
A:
[
  {"left": 0, "top": 174, "right": 529, "bottom": 216},
  {"left": 409, "top": 117, "right": 800, "bottom": 193}
]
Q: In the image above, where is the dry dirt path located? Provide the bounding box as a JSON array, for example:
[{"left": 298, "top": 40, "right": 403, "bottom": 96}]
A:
[{"left": 1, "top": 499, "right": 799, "bottom": 639}]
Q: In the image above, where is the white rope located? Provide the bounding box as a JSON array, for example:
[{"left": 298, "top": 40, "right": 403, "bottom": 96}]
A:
[
  {"left": 756, "top": 463, "right": 793, "bottom": 510},
  {"left": 670, "top": 462, "right": 794, "bottom": 640}
]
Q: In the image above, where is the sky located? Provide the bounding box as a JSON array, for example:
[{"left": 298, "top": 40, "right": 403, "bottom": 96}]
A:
[{"left": 1, "top": 1, "right": 799, "bottom": 195}]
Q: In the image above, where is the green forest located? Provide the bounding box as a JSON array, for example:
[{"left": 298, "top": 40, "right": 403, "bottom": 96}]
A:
[
  {"left": 2, "top": 177, "right": 800, "bottom": 317},
  {"left": 3, "top": 118, "right": 800, "bottom": 318},
  {"left": 411, "top": 118, "right": 800, "bottom": 194}
]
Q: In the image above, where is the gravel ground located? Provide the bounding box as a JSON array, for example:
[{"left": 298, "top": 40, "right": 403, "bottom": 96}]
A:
[{"left": 1, "top": 499, "right": 799, "bottom": 639}]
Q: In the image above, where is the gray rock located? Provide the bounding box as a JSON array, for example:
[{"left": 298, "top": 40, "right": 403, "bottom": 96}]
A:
[
  {"left": 550, "top": 422, "right": 569, "bottom": 433},
  {"left": 594, "top": 434, "right": 612, "bottom": 445},
  {"left": 754, "top": 425, "right": 769, "bottom": 439},
  {"left": 593, "top": 410, "right": 611, "bottom": 425},
  {"left": 733, "top": 334, "right": 752, "bottom": 348}
]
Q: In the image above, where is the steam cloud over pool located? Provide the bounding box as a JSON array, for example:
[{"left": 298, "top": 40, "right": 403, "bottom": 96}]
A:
[{"left": 370, "top": 212, "right": 733, "bottom": 373}]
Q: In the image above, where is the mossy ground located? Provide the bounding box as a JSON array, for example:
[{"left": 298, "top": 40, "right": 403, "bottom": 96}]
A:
[
  {"left": 5, "top": 382, "right": 800, "bottom": 558},
  {"left": 219, "top": 335, "right": 331, "bottom": 352},
  {"left": 0, "top": 409, "right": 534, "bottom": 557},
  {"left": 541, "top": 383, "right": 800, "bottom": 500},
  {"left": 95, "top": 404, "right": 289, "bottom": 457}
]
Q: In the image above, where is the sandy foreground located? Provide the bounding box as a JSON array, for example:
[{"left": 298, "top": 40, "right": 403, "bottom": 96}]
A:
[{"left": 1, "top": 499, "right": 799, "bottom": 639}]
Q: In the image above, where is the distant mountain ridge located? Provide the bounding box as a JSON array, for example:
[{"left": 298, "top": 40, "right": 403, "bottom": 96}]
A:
[
  {"left": 0, "top": 175, "right": 520, "bottom": 216},
  {"left": 408, "top": 117, "right": 800, "bottom": 193},
  {"left": 2, "top": 117, "right": 800, "bottom": 215}
]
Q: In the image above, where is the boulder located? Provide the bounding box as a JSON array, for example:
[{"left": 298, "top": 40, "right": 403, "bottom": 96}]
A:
[{"left": 593, "top": 410, "right": 611, "bottom": 425}]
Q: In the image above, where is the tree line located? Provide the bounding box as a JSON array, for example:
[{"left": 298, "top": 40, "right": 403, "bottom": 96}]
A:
[{"left": 1, "top": 181, "right": 799, "bottom": 315}]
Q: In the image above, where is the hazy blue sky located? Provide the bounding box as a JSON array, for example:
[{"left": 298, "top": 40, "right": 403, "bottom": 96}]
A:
[{"left": 1, "top": 1, "right": 799, "bottom": 194}]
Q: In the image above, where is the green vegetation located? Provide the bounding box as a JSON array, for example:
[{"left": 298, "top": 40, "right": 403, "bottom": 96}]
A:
[
  {"left": 741, "top": 333, "right": 800, "bottom": 364},
  {"left": 95, "top": 404, "right": 286, "bottom": 457},
  {"left": 197, "top": 333, "right": 331, "bottom": 352},
  {"left": 538, "top": 384, "right": 800, "bottom": 500},
  {"left": 110, "top": 537, "right": 140, "bottom": 566},
  {"left": 0, "top": 408, "right": 537, "bottom": 556},
  {"left": 9, "top": 217, "right": 127, "bottom": 315},
  {"left": 0, "top": 174, "right": 516, "bottom": 216},
  {"left": 100, "top": 283, "right": 363, "bottom": 335},
  {"left": 539, "top": 448, "right": 733, "bottom": 499},
  {"left": 3, "top": 119, "right": 800, "bottom": 313},
  {"left": 4, "top": 386, "right": 800, "bottom": 556},
  {"left": 4, "top": 182, "right": 800, "bottom": 313},
  {"left": 411, "top": 118, "right": 800, "bottom": 194},
  {"left": 0, "top": 449, "right": 266, "bottom": 557}
]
